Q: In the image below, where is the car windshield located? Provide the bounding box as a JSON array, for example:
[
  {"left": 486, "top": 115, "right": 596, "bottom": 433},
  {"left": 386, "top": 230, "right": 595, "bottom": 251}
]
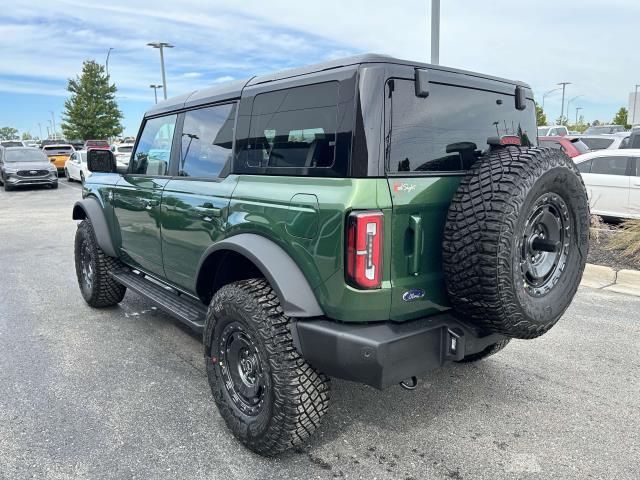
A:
[
  {"left": 537, "top": 127, "right": 550, "bottom": 136},
  {"left": 580, "top": 137, "right": 615, "bottom": 150},
  {"left": 117, "top": 145, "right": 133, "bottom": 153},
  {"left": 5, "top": 148, "right": 47, "bottom": 162},
  {"left": 585, "top": 126, "right": 623, "bottom": 135},
  {"left": 1, "top": 141, "right": 23, "bottom": 147}
]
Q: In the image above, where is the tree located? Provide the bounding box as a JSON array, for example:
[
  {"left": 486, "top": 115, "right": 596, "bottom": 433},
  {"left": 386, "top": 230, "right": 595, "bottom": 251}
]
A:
[
  {"left": 612, "top": 107, "right": 630, "bottom": 129},
  {"left": 535, "top": 102, "right": 547, "bottom": 126},
  {"left": 555, "top": 115, "right": 568, "bottom": 126},
  {"left": 21, "top": 132, "right": 32, "bottom": 141},
  {"left": 0, "top": 127, "right": 18, "bottom": 141},
  {"left": 61, "top": 60, "right": 123, "bottom": 140}
]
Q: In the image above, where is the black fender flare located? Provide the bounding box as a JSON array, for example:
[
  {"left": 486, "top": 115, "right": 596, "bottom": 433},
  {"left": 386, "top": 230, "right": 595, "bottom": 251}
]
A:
[
  {"left": 72, "top": 197, "right": 117, "bottom": 258},
  {"left": 199, "top": 233, "right": 324, "bottom": 317}
]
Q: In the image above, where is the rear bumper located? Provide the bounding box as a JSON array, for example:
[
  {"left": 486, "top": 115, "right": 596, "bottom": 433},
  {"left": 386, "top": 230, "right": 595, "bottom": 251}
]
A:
[{"left": 291, "top": 312, "right": 505, "bottom": 389}]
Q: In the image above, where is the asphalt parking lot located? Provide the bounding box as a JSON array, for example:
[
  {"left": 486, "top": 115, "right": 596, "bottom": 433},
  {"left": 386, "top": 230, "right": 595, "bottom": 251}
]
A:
[{"left": 1, "top": 182, "right": 639, "bottom": 480}]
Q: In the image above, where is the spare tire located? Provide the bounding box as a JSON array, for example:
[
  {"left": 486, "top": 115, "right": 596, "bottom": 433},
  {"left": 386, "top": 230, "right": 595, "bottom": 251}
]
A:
[{"left": 443, "top": 146, "right": 589, "bottom": 339}]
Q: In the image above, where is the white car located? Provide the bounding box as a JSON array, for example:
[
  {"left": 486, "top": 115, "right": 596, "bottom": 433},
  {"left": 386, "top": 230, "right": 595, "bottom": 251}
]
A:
[
  {"left": 64, "top": 150, "right": 91, "bottom": 183},
  {"left": 574, "top": 149, "right": 640, "bottom": 219},
  {"left": 112, "top": 143, "right": 134, "bottom": 169},
  {"left": 576, "top": 132, "right": 631, "bottom": 151},
  {"left": 538, "top": 125, "right": 568, "bottom": 137}
]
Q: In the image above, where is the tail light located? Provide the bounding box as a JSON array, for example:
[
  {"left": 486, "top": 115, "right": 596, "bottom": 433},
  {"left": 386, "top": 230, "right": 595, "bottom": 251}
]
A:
[{"left": 346, "top": 211, "right": 383, "bottom": 289}]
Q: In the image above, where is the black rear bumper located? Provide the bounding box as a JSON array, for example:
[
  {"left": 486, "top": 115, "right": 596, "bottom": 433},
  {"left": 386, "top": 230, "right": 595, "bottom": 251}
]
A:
[{"left": 291, "top": 312, "right": 505, "bottom": 390}]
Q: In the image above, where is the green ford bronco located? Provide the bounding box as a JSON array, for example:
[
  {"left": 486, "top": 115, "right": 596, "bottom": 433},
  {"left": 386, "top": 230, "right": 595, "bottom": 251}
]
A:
[{"left": 73, "top": 54, "right": 589, "bottom": 456}]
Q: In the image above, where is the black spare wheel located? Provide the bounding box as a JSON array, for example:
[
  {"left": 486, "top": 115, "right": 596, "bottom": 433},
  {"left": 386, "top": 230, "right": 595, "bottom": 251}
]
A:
[
  {"left": 204, "top": 278, "right": 330, "bottom": 456},
  {"left": 443, "top": 147, "right": 589, "bottom": 339}
]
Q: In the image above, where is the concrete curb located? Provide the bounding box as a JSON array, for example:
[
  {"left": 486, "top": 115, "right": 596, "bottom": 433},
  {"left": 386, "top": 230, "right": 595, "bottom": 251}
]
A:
[{"left": 581, "top": 263, "right": 640, "bottom": 296}]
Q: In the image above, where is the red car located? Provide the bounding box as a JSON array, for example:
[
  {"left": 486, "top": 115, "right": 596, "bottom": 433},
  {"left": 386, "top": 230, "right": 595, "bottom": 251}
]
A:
[{"left": 538, "top": 136, "right": 589, "bottom": 158}]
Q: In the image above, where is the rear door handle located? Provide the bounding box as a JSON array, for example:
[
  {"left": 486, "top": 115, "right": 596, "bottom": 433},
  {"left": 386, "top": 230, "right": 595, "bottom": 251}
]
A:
[{"left": 409, "top": 215, "right": 423, "bottom": 276}]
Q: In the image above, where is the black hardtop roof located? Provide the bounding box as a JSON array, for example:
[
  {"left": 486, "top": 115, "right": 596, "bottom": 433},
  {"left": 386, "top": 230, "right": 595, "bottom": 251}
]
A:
[{"left": 145, "top": 53, "right": 530, "bottom": 117}]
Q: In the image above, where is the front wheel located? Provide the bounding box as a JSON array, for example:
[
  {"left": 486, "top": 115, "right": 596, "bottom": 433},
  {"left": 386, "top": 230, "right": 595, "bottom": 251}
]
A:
[
  {"left": 74, "top": 219, "right": 126, "bottom": 307},
  {"left": 204, "top": 279, "right": 330, "bottom": 456}
]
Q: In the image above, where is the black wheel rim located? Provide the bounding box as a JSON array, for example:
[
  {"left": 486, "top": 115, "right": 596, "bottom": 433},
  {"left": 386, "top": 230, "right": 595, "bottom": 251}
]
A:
[
  {"left": 218, "top": 323, "right": 266, "bottom": 416},
  {"left": 80, "top": 240, "right": 94, "bottom": 291},
  {"left": 519, "top": 193, "right": 570, "bottom": 297}
]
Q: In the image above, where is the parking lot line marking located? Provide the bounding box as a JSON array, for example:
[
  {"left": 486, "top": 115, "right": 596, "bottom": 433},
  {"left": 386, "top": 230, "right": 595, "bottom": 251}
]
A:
[{"left": 58, "top": 181, "right": 82, "bottom": 190}]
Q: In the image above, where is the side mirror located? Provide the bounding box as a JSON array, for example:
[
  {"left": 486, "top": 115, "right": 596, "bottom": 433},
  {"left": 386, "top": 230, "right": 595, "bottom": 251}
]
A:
[
  {"left": 415, "top": 68, "right": 430, "bottom": 98},
  {"left": 87, "top": 148, "right": 117, "bottom": 173}
]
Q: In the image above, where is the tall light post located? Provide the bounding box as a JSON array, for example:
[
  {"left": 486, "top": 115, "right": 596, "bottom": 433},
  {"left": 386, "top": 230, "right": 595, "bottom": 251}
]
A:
[
  {"left": 38, "top": 122, "right": 42, "bottom": 140},
  {"left": 147, "top": 41, "right": 173, "bottom": 100},
  {"left": 558, "top": 82, "right": 571, "bottom": 125},
  {"left": 566, "top": 95, "right": 583, "bottom": 125},
  {"left": 49, "top": 111, "right": 56, "bottom": 139},
  {"left": 575, "top": 107, "right": 583, "bottom": 127},
  {"left": 430, "top": 0, "right": 440, "bottom": 65},
  {"left": 542, "top": 87, "right": 561, "bottom": 110},
  {"left": 149, "top": 84, "right": 162, "bottom": 104},
  {"left": 105, "top": 47, "right": 114, "bottom": 78},
  {"left": 631, "top": 84, "right": 640, "bottom": 126}
]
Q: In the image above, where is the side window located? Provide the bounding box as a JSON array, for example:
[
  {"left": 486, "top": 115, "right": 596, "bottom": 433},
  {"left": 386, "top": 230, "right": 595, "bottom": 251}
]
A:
[
  {"left": 179, "top": 103, "right": 236, "bottom": 177},
  {"left": 386, "top": 80, "right": 536, "bottom": 173},
  {"left": 130, "top": 115, "right": 177, "bottom": 175},
  {"left": 590, "top": 156, "right": 629, "bottom": 176},
  {"left": 620, "top": 137, "right": 630, "bottom": 149},
  {"left": 240, "top": 82, "right": 338, "bottom": 174},
  {"left": 577, "top": 159, "right": 592, "bottom": 173}
]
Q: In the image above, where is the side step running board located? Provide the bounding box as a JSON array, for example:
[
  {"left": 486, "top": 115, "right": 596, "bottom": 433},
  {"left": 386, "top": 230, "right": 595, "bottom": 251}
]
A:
[{"left": 110, "top": 270, "right": 206, "bottom": 333}]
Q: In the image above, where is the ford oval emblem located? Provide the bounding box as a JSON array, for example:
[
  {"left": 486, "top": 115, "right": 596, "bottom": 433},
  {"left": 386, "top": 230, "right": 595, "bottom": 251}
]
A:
[{"left": 403, "top": 289, "right": 425, "bottom": 302}]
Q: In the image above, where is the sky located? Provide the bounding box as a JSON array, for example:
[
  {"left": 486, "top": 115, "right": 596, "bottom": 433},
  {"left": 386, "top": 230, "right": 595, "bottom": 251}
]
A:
[{"left": 1, "top": 0, "right": 639, "bottom": 138}]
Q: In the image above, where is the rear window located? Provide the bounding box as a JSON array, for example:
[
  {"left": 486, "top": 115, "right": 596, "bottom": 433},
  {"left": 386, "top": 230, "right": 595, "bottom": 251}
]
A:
[
  {"left": 579, "top": 137, "right": 615, "bottom": 150},
  {"left": 44, "top": 146, "right": 73, "bottom": 154},
  {"left": 539, "top": 139, "right": 562, "bottom": 150},
  {"left": 570, "top": 139, "right": 589, "bottom": 154},
  {"left": 86, "top": 140, "right": 109, "bottom": 147},
  {"left": 117, "top": 145, "right": 133, "bottom": 153},
  {"left": 1, "top": 141, "right": 23, "bottom": 147},
  {"left": 237, "top": 82, "right": 339, "bottom": 175},
  {"left": 386, "top": 80, "right": 536, "bottom": 173}
]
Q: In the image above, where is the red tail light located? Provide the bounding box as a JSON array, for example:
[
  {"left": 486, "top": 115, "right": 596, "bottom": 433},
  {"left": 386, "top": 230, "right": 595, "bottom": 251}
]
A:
[{"left": 346, "top": 211, "right": 383, "bottom": 289}]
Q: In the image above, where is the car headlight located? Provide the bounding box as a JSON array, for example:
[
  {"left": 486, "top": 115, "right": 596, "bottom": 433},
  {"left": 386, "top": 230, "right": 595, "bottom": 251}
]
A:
[{"left": 4, "top": 167, "right": 17, "bottom": 174}]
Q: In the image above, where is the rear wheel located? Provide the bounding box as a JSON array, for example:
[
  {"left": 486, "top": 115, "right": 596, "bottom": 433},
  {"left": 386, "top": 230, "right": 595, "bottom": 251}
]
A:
[
  {"left": 65, "top": 169, "right": 73, "bottom": 181},
  {"left": 443, "top": 147, "right": 589, "bottom": 339},
  {"left": 74, "top": 219, "right": 126, "bottom": 307},
  {"left": 80, "top": 172, "right": 85, "bottom": 184},
  {"left": 204, "top": 278, "right": 330, "bottom": 456}
]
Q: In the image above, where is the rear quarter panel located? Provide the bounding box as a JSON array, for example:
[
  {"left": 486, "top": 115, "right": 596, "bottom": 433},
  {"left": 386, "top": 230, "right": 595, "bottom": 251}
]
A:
[{"left": 228, "top": 176, "right": 393, "bottom": 321}]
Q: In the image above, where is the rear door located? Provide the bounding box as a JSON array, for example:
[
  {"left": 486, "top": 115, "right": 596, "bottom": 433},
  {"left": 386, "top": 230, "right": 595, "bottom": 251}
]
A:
[
  {"left": 629, "top": 157, "right": 640, "bottom": 217},
  {"left": 160, "top": 102, "right": 239, "bottom": 292},
  {"left": 586, "top": 155, "right": 631, "bottom": 217},
  {"left": 384, "top": 75, "right": 537, "bottom": 321}
]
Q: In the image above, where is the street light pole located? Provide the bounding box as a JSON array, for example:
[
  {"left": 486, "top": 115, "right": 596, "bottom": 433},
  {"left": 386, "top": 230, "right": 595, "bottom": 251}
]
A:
[
  {"left": 49, "top": 111, "right": 56, "bottom": 139},
  {"left": 542, "top": 87, "right": 562, "bottom": 110},
  {"left": 430, "top": 0, "right": 440, "bottom": 65},
  {"left": 632, "top": 84, "right": 640, "bottom": 126},
  {"left": 150, "top": 84, "right": 162, "bottom": 104},
  {"left": 147, "top": 41, "right": 174, "bottom": 100},
  {"left": 575, "top": 107, "right": 582, "bottom": 127},
  {"left": 105, "top": 47, "right": 114, "bottom": 78},
  {"left": 558, "top": 82, "right": 571, "bottom": 125},
  {"left": 38, "top": 123, "right": 42, "bottom": 140},
  {"left": 566, "top": 95, "right": 583, "bottom": 126}
]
